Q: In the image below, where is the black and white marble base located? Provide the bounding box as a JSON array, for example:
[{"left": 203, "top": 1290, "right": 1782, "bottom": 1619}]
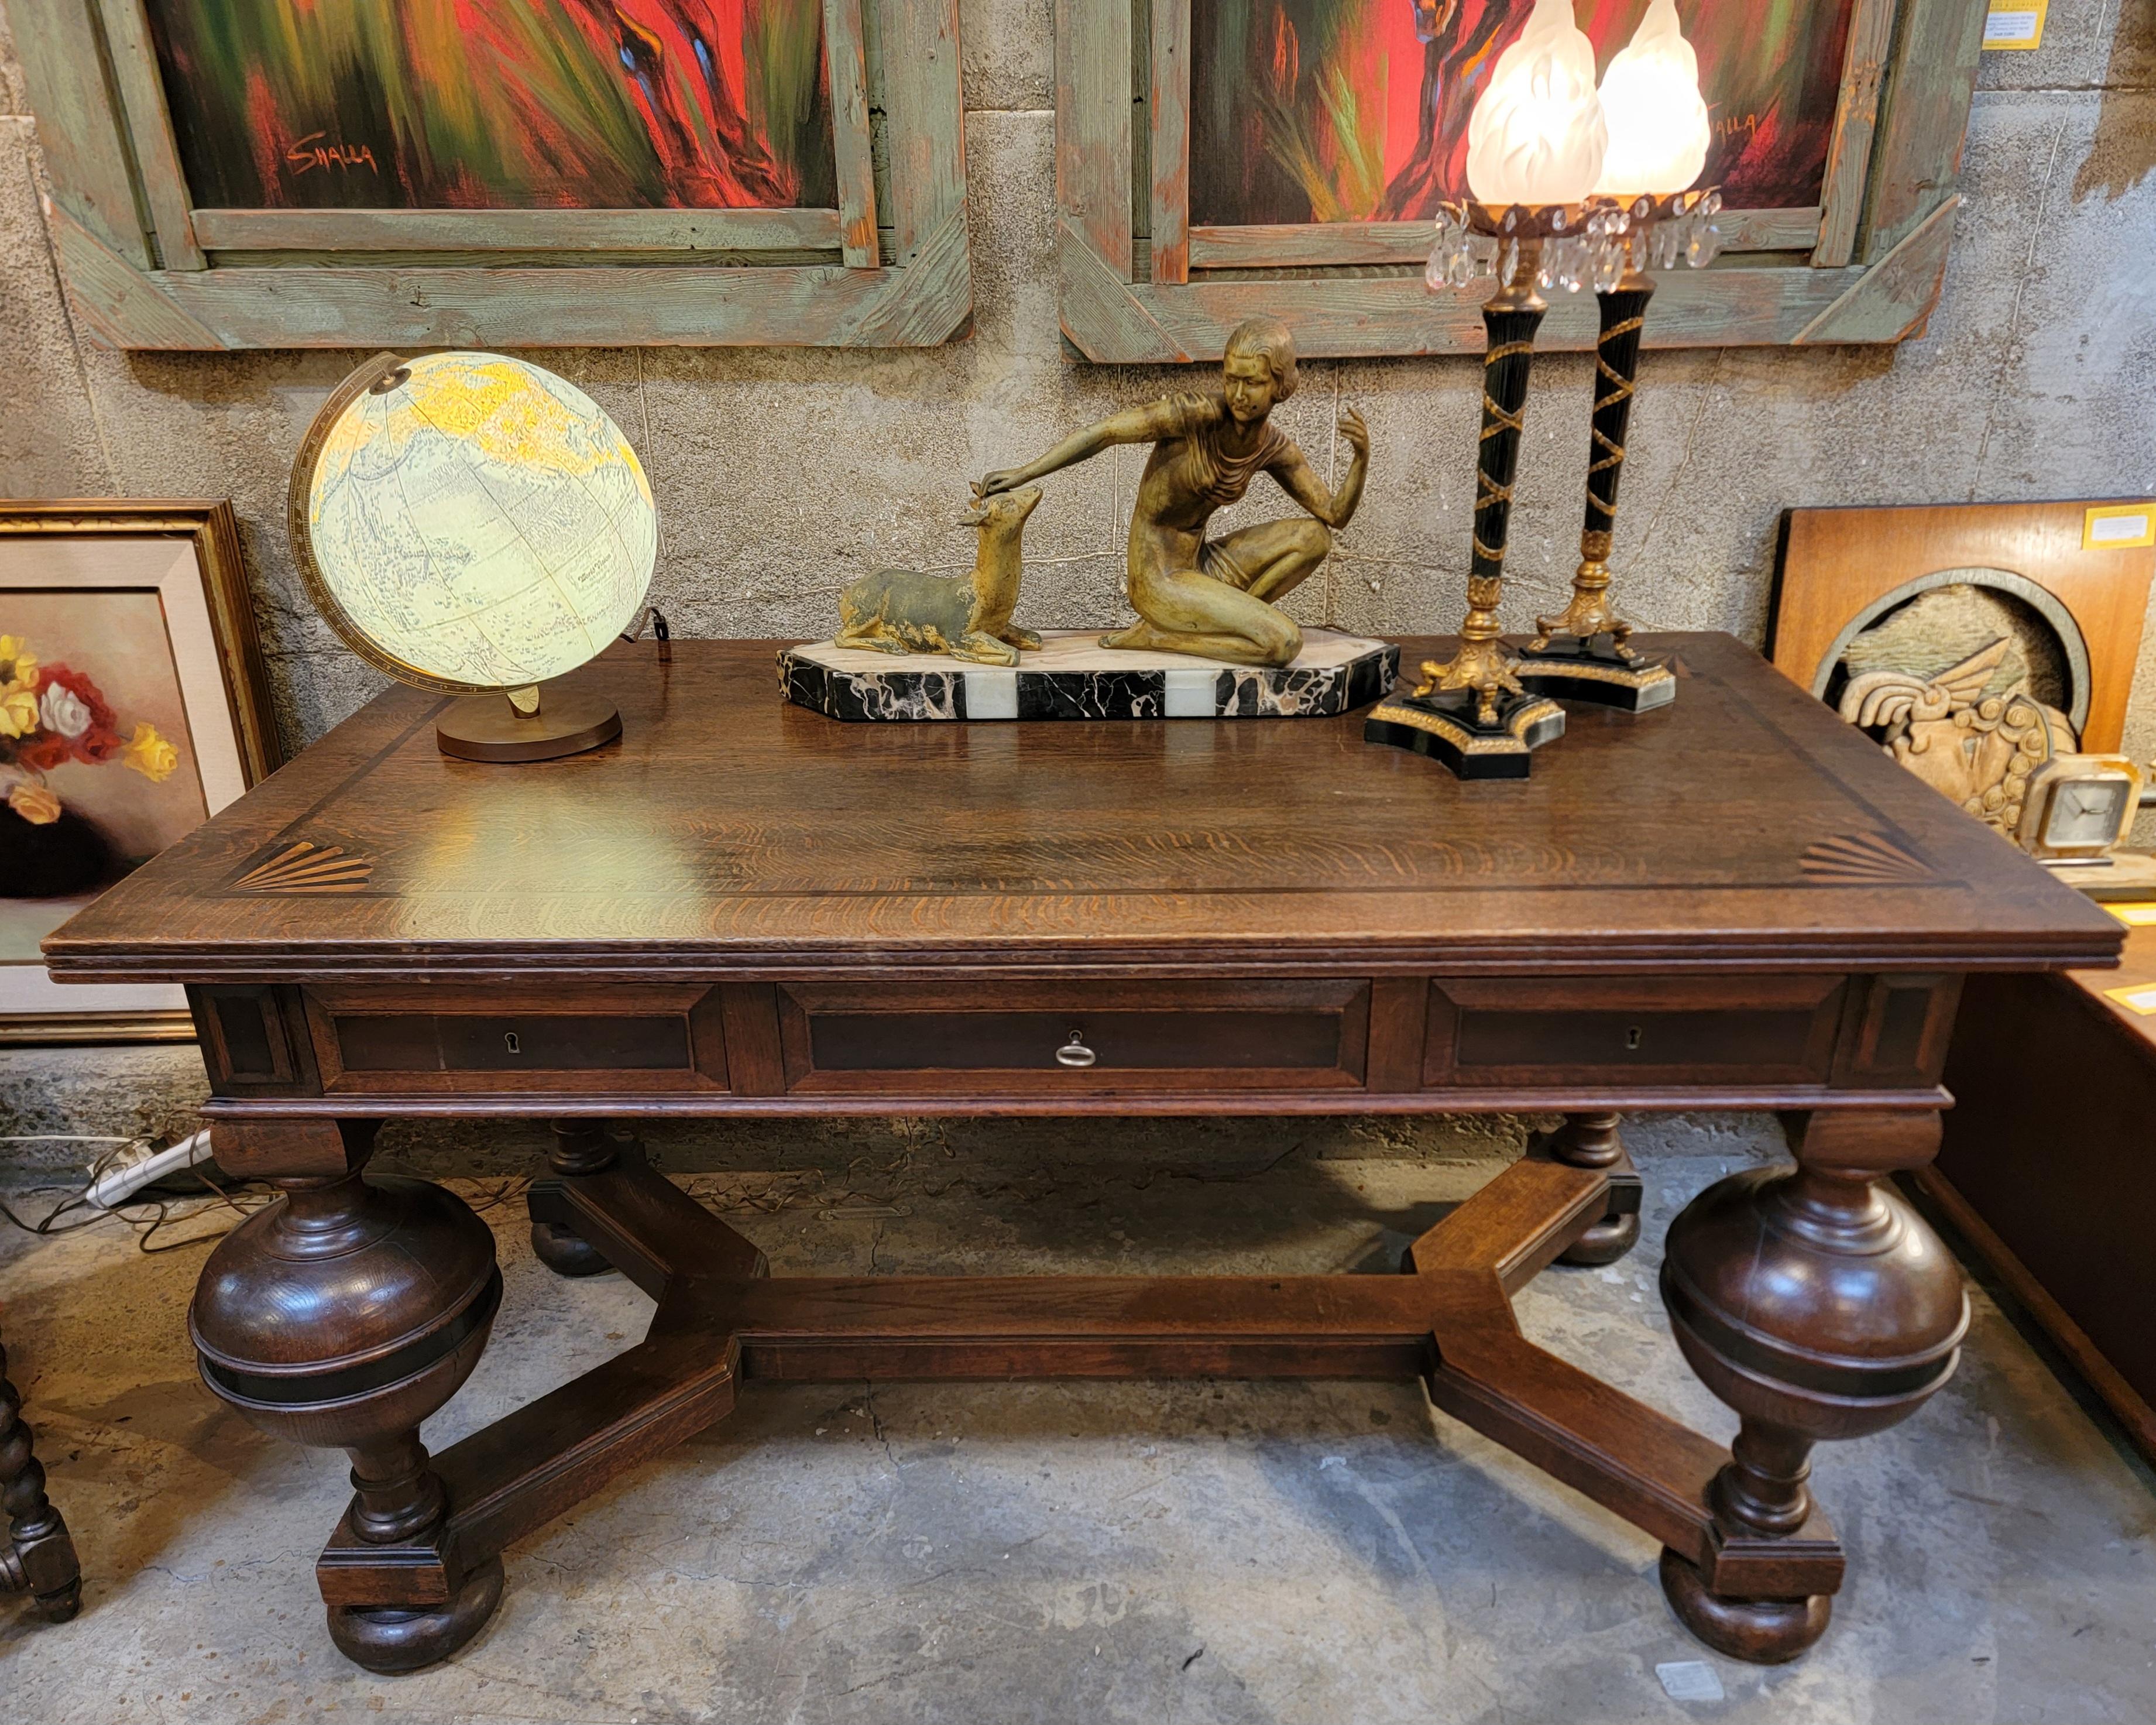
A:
[{"left": 780, "top": 630, "right": 1399, "bottom": 722}]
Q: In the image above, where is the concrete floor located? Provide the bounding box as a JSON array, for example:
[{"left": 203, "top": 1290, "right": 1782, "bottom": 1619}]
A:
[{"left": 2, "top": 1113, "right": 2152, "bottom": 1725}]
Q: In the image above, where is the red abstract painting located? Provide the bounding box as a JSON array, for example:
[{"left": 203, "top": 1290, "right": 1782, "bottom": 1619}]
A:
[
  {"left": 1191, "top": 0, "right": 1856, "bottom": 226},
  {"left": 145, "top": 0, "right": 836, "bottom": 211}
]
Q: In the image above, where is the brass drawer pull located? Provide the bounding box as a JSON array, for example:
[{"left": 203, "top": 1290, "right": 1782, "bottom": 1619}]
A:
[{"left": 1055, "top": 1031, "right": 1097, "bottom": 1069}]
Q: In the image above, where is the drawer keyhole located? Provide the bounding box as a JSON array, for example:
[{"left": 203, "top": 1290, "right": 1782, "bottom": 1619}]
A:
[
  {"left": 1056, "top": 1029, "right": 1097, "bottom": 1069},
  {"left": 1625, "top": 1025, "right": 1643, "bottom": 1052},
  {"left": 504, "top": 1030, "right": 521, "bottom": 1056}
]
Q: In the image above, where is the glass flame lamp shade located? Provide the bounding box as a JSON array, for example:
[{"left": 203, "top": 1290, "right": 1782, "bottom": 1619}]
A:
[
  {"left": 1593, "top": 0, "right": 1710, "bottom": 198},
  {"left": 290, "top": 351, "right": 658, "bottom": 760},
  {"left": 1465, "top": 0, "right": 1608, "bottom": 207}
]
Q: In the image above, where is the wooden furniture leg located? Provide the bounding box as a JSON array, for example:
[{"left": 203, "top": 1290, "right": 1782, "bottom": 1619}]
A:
[
  {"left": 1529, "top": 1111, "right": 1642, "bottom": 1266},
  {"left": 1, "top": 1330, "right": 81, "bottom": 1623},
  {"left": 1657, "top": 1109, "right": 1968, "bottom": 1661},
  {"left": 191, "top": 1120, "right": 506, "bottom": 1672},
  {"left": 528, "top": 1121, "right": 623, "bottom": 1278},
  {"left": 188, "top": 1102, "right": 1966, "bottom": 1675},
  {"left": 302, "top": 1143, "right": 1859, "bottom": 1671},
  {"left": 309, "top": 1131, "right": 760, "bottom": 1664}
]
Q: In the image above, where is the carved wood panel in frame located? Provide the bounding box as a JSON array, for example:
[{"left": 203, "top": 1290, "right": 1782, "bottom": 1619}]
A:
[
  {"left": 1055, "top": 0, "right": 1989, "bottom": 361},
  {"left": 11, "top": 0, "right": 969, "bottom": 349},
  {"left": 1766, "top": 500, "right": 2156, "bottom": 755}
]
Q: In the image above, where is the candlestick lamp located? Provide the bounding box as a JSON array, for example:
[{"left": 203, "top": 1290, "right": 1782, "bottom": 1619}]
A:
[
  {"left": 1368, "top": 0, "right": 1722, "bottom": 775},
  {"left": 1365, "top": 0, "right": 1602, "bottom": 778},
  {"left": 1518, "top": 0, "right": 1715, "bottom": 711}
]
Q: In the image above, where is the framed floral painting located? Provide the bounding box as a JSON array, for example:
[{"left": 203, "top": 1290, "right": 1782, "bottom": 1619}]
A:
[{"left": 0, "top": 502, "right": 277, "bottom": 1042}]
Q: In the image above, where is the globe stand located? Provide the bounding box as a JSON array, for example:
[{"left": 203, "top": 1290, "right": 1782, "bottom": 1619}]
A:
[
  {"left": 436, "top": 684, "right": 621, "bottom": 763},
  {"left": 288, "top": 351, "right": 655, "bottom": 771}
]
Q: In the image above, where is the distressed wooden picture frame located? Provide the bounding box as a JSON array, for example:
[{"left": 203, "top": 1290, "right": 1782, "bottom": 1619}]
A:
[
  {"left": 1056, "top": 0, "right": 1987, "bottom": 361},
  {"left": 12, "top": 0, "right": 969, "bottom": 350}
]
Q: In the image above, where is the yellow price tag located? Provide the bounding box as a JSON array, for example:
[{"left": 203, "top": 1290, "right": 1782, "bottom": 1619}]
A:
[
  {"left": 2083, "top": 503, "right": 2155, "bottom": 549},
  {"left": 1983, "top": 0, "right": 2048, "bottom": 49},
  {"left": 2107, "top": 982, "right": 2156, "bottom": 1016}
]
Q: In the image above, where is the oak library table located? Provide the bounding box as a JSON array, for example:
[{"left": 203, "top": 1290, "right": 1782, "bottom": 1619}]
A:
[{"left": 44, "top": 635, "right": 2120, "bottom": 1673}]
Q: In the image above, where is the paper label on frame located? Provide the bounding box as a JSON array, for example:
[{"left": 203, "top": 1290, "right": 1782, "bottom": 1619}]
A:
[
  {"left": 2106, "top": 983, "right": 2156, "bottom": 1016},
  {"left": 1983, "top": 1, "right": 2047, "bottom": 49},
  {"left": 2083, "top": 504, "right": 2155, "bottom": 549}
]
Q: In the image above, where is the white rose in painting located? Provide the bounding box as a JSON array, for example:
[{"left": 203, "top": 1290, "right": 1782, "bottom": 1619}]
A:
[{"left": 39, "top": 682, "right": 92, "bottom": 740}]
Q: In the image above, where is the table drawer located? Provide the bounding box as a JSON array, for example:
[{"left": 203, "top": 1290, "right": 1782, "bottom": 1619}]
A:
[
  {"left": 304, "top": 985, "right": 731, "bottom": 1094},
  {"left": 1424, "top": 976, "right": 1846, "bottom": 1088},
  {"left": 778, "top": 979, "right": 1371, "bottom": 1095}
]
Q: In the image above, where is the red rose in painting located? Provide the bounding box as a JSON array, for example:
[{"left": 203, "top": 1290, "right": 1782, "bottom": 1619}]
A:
[
  {"left": 0, "top": 632, "right": 183, "bottom": 897},
  {"left": 15, "top": 666, "right": 123, "bottom": 770}
]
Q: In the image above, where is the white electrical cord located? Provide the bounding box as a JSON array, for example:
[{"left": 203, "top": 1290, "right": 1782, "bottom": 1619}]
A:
[{"left": 85, "top": 1128, "right": 214, "bottom": 1210}]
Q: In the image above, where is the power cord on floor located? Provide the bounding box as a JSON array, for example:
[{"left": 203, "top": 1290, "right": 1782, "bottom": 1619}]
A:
[
  {"left": 0, "top": 1137, "right": 533, "bottom": 1256},
  {"left": 0, "top": 1134, "right": 277, "bottom": 1253}
]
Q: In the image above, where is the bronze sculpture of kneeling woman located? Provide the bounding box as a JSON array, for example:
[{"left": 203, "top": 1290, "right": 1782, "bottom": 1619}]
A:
[{"left": 975, "top": 317, "right": 1367, "bottom": 668}]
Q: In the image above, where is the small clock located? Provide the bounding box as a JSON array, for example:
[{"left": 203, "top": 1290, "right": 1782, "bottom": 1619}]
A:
[{"left": 2016, "top": 755, "right": 2144, "bottom": 861}]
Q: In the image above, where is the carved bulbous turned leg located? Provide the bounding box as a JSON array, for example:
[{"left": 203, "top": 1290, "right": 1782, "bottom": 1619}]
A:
[
  {"left": 1, "top": 1335, "right": 82, "bottom": 1623},
  {"left": 190, "top": 1144, "right": 505, "bottom": 1672},
  {"left": 1657, "top": 1110, "right": 1968, "bottom": 1662},
  {"left": 527, "top": 1121, "right": 623, "bottom": 1278},
  {"left": 1532, "top": 1112, "right": 1642, "bottom": 1266}
]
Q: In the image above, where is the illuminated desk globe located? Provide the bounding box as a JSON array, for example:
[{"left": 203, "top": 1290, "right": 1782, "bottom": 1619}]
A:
[{"left": 289, "top": 351, "right": 658, "bottom": 761}]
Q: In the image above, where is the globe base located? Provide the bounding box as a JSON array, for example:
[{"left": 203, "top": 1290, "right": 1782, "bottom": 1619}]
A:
[{"left": 437, "top": 690, "right": 622, "bottom": 763}]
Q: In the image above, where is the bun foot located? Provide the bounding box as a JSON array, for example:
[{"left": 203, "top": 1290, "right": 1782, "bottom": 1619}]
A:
[
  {"left": 528, "top": 1126, "right": 623, "bottom": 1276},
  {"left": 35, "top": 1575, "right": 83, "bottom": 1623},
  {"left": 1659, "top": 1548, "right": 1829, "bottom": 1664},
  {"left": 530, "top": 1219, "right": 612, "bottom": 1278},
  {"left": 1557, "top": 1208, "right": 1640, "bottom": 1267},
  {"left": 4, "top": 1338, "right": 86, "bottom": 1628},
  {"left": 1530, "top": 1113, "right": 1643, "bottom": 1267},
  {"left": 328, "top": 1555, "right": 505, "bottom": 1673}
]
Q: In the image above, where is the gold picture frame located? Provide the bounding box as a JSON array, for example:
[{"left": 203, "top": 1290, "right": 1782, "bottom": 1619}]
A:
[{"left": 0, "top": 500, "right": 279, "bottom": 1044}]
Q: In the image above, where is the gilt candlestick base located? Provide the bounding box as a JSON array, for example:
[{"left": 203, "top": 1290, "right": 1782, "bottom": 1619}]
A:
[
  {"left": 1362, "top": 681, "right": 1567, "bottom": 780},
  {"left": 1516, "top": 632, "right": 1677, "bottom": 711},
  {"left": 1368, "top": 218, "right": 1565, "bottom": 778},
  {"left": 1366, "top": 635, "right": 1565, "bottom": 779},
  {"left": 1515, "top": 193, "right": 1718, "bottom": 716},
  {"left": 1518, "top": 269, "right": 1673, "bottom": 711}
]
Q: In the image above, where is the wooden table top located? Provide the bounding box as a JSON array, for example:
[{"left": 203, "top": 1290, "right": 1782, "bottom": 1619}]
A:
[
  {"left": 2075, "top": 921, "right": 2156, "bottom": 1048},
  {"left": 46, "top": 635, "right": 2121, "bottom": 984}
]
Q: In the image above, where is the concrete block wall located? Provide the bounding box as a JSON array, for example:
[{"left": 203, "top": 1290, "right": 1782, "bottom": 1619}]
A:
[{"left": 0, "top": 1, "right": 2151, "bottom": 1161}]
